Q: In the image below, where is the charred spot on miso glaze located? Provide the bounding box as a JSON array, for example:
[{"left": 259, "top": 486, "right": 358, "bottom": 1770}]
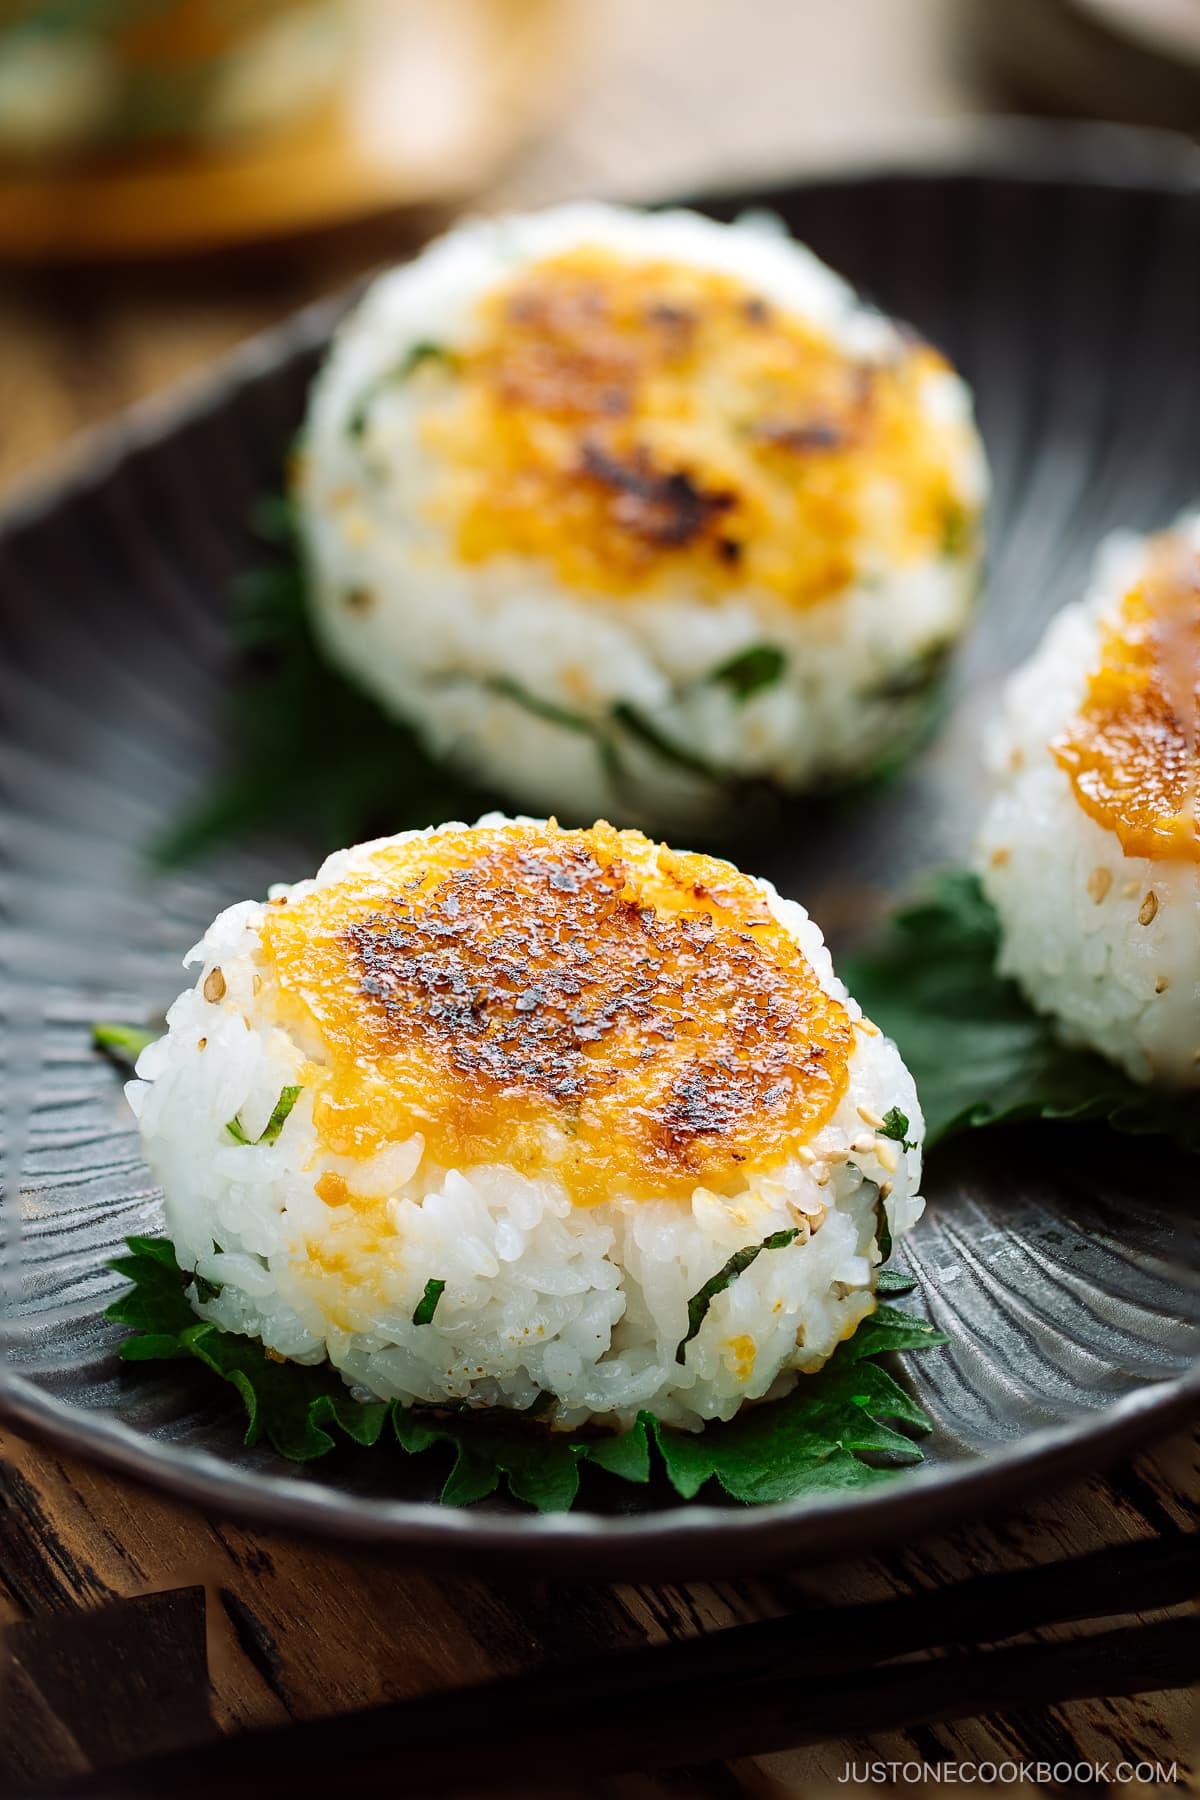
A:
[
  {"left": 751, "top": 362, "right": 877, "bottom": 456},
  {"left": 752, "top": 417, "right": 846, "bottom": 453},
  {"left": 645, "top": 300, "right": 697, "bottom": 342},
  {"left": 343, "top": 837, "right": 813, "bottom": 1147},
  {"left": 579, "top": 442, "right": 736, "bottom": 549}
]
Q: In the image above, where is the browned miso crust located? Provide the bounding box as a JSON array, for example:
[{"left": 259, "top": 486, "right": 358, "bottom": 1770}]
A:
[
  {"left": 420, "top": 247, "right": 967, "bottom": 609},
  {"left": 258, "top": 822, "right": 855, "bottom": 1206},
  {"left": 1052, "top": 533, "right": 1200, "bottom": 862}
]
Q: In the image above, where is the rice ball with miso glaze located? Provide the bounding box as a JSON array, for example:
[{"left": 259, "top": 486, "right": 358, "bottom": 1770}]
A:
[
  {"left": 297, "top": 203, "right": 988, "bottom": 833},
  {"left": 126, "top": 816, "right": 925, "bottom": 1431},
  {"left": 978, "top": 514, "right": 1200, "bottom": 1086}
]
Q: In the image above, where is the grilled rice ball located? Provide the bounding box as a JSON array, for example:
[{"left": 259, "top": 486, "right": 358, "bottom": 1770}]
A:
[
  {"left": 978, "top": 513, "right": 1200, "bottom": 1086},
  {"left": 128, "top": 816, "right": 925, "bottom": 1430},
  {"left": 297, "top": 203, "right": 988, "bottom": 833}
]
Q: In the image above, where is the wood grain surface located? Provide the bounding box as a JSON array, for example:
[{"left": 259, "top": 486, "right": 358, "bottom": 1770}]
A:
[
  {"left": 0, "top": 0, "right": 573, "bottom": 261},
  {"left": 1, "top": 1423, "right": 1196, "bottom": 1793},
  {"left": 1, "top": 2, "right": 1196, "bottom": 1791}
]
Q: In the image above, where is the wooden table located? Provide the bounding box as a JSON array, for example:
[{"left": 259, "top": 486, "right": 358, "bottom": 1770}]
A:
[
  {"left": 2, "top": 2, "right": 1196, "bottom": 1789},
  {"left": 2, "top": 1426, "right": 1195, "bottom": 1791}
]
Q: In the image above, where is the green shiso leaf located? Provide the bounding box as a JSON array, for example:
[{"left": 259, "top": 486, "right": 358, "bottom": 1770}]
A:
[
  {"left": 105, "top": 1237, "right": 198, "bottom": 1346},
  {"left": 879, "top": 1107, "right": 918, "bottom": 1152},
  {"left": 226, "top": 1084, "right": 302, "bottom": 1147},
  {"left": 940, "top": 500, "right": 972, "bottom": 559},
  {"left": 249, "top": 492, "right": 297, "bottom": 545},
  {"left": 348, "top": 342, "right": 455, "bottom": 438},
  {"left": 649, "top": 1315, "right": 943, "bottom": 1506},
  {"left": 709, "top": 643, "right": 787, "bottom": 701},
  {"left": 483, "top": 682, "right": 737, "bottom": 796},
  {"left": 677, "top": 1227, "right": 800, "bottom": 1363},
  {"left": 868, "top": 640, "right": 955, "bottom": 704},
  {"left": 412, "top": 1277, "right": 446, "bottom": 1327},
  {"left": 651, "top": 1357, "right": 924, "bottom": 1504},
  {"left": 873, "top": 1189, "right": 892, "bottom": 1263},
  {"left": 844, "top": 870, "right": 1200, "bottom": 1151},
  {"left": 92, "top": 1022, "right": 157, "bottom": 1069},
  {"left": 106, "top": 1237, "right": 945, "bottom": 1512},
  {"left": 582, "top": 1411, "right": 654, "bottom": 1485},
  {"left": 152, "top": 496, "right": 498, "bottom": 866},
  {"left": 851, "top": 1301, "right": 949, "bottom": 1358},
  {"left": 400, "top": 340, "right": 454, "bottom": 375},
  {"left": 394, "top": 1408, "right": 586, "bottom": 1512},
  {"left": 874, "top": 1268, "right": 918, "bottom": 1297},
  {"left": 481, "top": 676, "right": 598, "bottom": 737},
  {"left": 185, "top": 1323, "right": 388, "bottom": 1460},
  {"left": 105, "top": 1239, "right": 386, "bottom": 1457},
  {"left": 610, "top": 701, "right": 722, "bottom": 782},
  {"left": 259, "top": 1085, "right": 302, "bottom": 1144}
]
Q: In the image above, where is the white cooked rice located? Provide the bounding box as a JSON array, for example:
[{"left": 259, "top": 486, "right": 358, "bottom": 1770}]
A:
[
  {"left": 127, "top": 815, "right": 925, "bottom": 1432},
  {"left": 297, "top": 202, "right": 988, "bottom": 832},
  {"left": 977, "top": 514, "right": 1200, "bottom": 1088}
]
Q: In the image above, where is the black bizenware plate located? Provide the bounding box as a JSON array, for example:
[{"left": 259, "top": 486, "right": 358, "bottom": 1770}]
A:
[{"left": 2, "top": 126, "right": 1198, "bottom": 1574}]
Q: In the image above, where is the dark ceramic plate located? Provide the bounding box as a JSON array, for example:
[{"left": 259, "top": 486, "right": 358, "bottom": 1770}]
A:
[{"left": 2, "top": 126, "right": 1198, "bottom": 1575}]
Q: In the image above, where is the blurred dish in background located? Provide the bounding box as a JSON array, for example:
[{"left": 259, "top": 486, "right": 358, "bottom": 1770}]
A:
[
  {"left": 0, "top": 0, "right": 349, "bottom": 160},
  {"left": 0, "top": 0, "right": 572, "bottom": 259},
  {"left": 974, "top": 0, "right": 1200, "bottom": 132},
  {"left": 1074, "top": 0, "right": 1200, "bottom": 73}
]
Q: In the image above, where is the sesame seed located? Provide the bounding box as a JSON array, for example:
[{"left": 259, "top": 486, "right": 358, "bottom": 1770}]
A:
[
  {"left": 851, "top": 1134, "right": 876, "bottom": 1154},
  {"left": 197, "top": 1037, "right": 207, "bottom": 1051},
  {"left": 795, "top": 1145, "right": 816, "bottom": 1165},
  {"left": 1121, "top": 879, "right": 1139, "bottom": 899},
  {"left": 202, "top": 966, "right": 226, "bottom": 1003},
  {"left": 875, "top": 1140, "right": 899, "bottom": 1174},
  {"left": 856, "top": 1104, "right": 885, "bottom": 1129},
  {"left": 878, "top": 1180, "right": 893, "bottom": 1200},
  {"left": 1138, "top": 892, "right": 1159, "bottom": 926},
  {"left": 1087, "top": 866, "right": 1112, "bottom": 904},
  {"left": 1155, "top": 976, "right": 1169, "bottom": 994},
  {"left": 811, "top": 1161, "right": 830, "bottom": 1187}
]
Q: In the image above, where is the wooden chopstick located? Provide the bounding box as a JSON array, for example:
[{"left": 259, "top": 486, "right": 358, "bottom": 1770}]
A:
[
  {"left": 50, "top": 1533, "right": 1199, "bottom": 1798},
  {"left": 524, "top": 1527, "right": 1200, "bottom": 1696}
]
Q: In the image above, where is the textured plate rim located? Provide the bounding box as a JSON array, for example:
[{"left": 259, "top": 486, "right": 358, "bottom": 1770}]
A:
[
  {"left": 1, "top": 1346, "right": 1198, "bottom": 1573},
  {"left": 2, "top": 119, "right": 1199, "bottom": 1571}
]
